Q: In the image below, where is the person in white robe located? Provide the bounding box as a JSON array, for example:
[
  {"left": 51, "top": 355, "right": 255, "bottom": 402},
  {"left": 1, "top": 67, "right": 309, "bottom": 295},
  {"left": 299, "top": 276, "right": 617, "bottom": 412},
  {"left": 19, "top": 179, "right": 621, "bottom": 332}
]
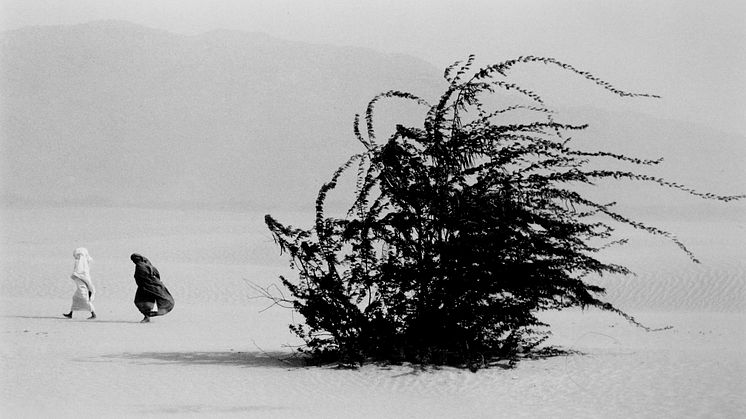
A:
[{"left": 63, "top": 247, "right": 96, "bottom": 319}]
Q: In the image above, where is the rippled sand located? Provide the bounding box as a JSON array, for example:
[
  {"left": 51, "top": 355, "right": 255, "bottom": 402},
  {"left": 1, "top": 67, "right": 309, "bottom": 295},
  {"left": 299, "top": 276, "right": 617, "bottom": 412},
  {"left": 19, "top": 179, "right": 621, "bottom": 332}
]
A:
[{"left": 1, "top": 206, "right": 744, "bottom": 418}]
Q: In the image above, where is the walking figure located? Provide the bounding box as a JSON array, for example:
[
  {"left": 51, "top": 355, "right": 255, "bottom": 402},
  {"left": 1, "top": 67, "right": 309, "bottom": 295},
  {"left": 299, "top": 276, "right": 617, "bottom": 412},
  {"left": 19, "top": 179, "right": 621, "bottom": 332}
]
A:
[
  {"left": 130, "top": 253, "right": 174, "bottom": 323},
  {"left": 63, "top": 247, "right": 96, "bottom": 319}
]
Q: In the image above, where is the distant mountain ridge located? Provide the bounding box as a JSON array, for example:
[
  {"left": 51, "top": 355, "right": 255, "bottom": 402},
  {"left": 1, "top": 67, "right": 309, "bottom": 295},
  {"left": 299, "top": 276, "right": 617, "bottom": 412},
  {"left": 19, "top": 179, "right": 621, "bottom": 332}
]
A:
[
  {"left": 0, "top": 21, "right": 443, "bottom": 210},
  {"left": 1, "top": 21, "right": 743, "bottom": 215}
]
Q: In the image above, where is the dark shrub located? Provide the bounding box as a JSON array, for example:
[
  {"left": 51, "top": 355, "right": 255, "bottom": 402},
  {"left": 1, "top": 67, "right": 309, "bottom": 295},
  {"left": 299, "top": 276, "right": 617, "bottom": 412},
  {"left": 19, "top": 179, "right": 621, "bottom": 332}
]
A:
[{"left": 263, "top": 56, "right": 743, "bottom": 369}]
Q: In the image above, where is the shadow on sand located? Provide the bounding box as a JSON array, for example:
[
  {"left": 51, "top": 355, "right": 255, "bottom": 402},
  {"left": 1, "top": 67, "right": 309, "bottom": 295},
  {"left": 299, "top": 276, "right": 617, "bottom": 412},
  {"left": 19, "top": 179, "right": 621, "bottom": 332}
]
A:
[
  {"left": 101, "top": 350, "right": 306, "bottom": 368},
  {"left": 99, "top": 347, "right": 579, "bottom": 373}
]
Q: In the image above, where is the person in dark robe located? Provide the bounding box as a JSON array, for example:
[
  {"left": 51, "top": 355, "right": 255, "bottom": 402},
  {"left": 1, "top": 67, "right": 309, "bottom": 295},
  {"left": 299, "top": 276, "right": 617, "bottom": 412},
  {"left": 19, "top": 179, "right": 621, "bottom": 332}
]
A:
[{"left": 130, "top": 253, "right": 174, "bottom": 323}]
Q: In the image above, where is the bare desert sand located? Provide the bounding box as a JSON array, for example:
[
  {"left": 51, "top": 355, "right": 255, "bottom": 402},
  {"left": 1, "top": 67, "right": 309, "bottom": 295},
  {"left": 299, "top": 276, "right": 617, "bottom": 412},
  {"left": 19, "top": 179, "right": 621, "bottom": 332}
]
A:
[{"left": 1, "top": 206, "right": 744, "bottom": 418}]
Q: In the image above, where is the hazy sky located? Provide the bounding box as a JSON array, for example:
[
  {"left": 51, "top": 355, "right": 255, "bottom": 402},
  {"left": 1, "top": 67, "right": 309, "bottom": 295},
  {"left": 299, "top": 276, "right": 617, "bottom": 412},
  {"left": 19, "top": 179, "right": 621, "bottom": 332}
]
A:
[{"left": 2, "top": 0, "right": 744, "bottom": 132}]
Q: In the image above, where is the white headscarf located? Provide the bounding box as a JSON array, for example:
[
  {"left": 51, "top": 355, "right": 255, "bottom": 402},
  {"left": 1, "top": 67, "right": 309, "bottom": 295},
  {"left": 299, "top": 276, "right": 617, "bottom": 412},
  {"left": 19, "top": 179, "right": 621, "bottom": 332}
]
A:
[{"left": 72, "top": 247, "right": 93, "bottom": 282}]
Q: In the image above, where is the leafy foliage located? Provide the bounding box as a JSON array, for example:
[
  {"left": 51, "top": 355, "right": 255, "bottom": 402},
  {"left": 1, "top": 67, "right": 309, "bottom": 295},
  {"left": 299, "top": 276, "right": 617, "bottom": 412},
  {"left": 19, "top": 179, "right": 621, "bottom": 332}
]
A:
[{"left": 264, "top": 56, "right": 744, "bottom": 369}]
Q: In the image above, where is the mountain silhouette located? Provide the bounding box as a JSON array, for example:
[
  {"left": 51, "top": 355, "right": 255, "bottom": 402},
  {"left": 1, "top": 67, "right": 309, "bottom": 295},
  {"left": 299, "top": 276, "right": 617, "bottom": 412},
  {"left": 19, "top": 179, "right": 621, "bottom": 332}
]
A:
[
  {"left": 1, "top": 21, "right": 743, "bottom": 216},
  {"left": 0, "top": 21, "right": 442, "bottom": 210}
]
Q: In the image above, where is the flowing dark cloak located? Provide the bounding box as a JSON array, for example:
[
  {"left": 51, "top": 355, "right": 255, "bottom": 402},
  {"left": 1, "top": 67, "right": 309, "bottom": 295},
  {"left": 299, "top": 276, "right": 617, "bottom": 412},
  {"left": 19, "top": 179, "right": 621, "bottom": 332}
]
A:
[{"left": 131, "top": 254, "right": 174, "bottom": 316}]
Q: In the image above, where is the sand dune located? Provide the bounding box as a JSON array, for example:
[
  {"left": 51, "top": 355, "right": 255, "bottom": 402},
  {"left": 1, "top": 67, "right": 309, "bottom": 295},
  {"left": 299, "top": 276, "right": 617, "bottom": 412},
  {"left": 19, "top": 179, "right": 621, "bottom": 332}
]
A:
[
  {"left": 4, "top": 206, "right": 742, "bottom": 310},
  {"left": 1, "top": 206, "right": 744, "bottom": 417}
]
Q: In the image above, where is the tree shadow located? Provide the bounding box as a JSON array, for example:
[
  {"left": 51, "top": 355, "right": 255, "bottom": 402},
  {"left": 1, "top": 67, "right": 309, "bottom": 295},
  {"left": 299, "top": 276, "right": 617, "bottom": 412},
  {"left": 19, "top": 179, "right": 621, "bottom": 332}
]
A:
[
  {"left": 100, "top": 350, "right": 306, "bottom": 368},
  {"left": 383, "top": 345, "right": 584, "bottom": 376},
  {"left": 525, "top": 345, "right": 584, "bottom": 360},
  {"left": 99, "top": 346, "right": 582, "bottom": 373}
]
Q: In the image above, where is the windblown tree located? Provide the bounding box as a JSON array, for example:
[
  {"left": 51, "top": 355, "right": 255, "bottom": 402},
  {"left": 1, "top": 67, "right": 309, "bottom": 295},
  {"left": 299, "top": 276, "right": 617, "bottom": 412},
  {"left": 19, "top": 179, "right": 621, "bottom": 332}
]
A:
[{"left": 263, "top": 56, "right": 743, "bottom": 369}]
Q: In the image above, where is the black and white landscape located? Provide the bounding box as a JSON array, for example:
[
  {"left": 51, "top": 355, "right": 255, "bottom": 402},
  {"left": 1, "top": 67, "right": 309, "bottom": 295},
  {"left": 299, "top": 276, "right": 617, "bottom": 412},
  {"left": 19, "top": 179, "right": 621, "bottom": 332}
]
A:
[{"left": 1, "top": 3, "right": 744, "bottom": 418}]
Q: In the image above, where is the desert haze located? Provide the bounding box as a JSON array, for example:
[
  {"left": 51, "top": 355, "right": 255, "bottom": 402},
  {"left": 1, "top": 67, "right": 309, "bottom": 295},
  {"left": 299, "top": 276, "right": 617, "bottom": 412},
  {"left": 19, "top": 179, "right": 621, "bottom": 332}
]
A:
[
  {"left": 0, "top": 20, "right": 440, "bottom": 209},
  {"left": 2, "top": 21, "right": 743, "bottom": 211}
]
